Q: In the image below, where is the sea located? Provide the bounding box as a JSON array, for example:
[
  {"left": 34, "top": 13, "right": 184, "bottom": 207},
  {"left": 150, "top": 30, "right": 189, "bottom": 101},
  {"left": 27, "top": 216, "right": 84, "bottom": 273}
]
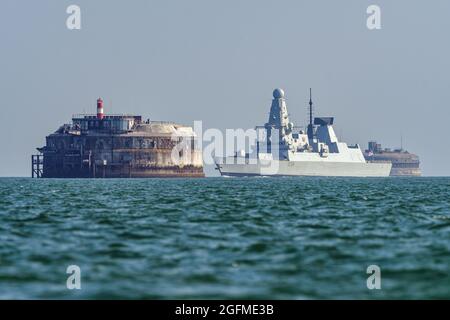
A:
[{"left": 0, "top": 177, "right": 449, "bottom": 299}]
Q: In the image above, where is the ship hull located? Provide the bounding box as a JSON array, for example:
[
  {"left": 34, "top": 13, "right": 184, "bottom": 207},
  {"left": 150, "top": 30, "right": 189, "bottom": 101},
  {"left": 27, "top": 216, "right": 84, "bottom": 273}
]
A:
[{"left": 216, "top": 159, "right": 391, "bottom": 177}]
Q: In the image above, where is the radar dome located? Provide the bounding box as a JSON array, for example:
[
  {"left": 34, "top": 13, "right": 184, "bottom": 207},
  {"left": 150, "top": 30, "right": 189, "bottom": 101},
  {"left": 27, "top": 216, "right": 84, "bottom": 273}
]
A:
[{"left": 273, "top": 88, "right": 285, "bottom": 99}]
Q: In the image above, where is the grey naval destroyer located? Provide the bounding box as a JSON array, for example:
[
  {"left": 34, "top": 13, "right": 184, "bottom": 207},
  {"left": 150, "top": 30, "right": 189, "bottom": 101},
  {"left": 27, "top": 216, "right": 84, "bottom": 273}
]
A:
[{"left": 215, "top": 88, "right": 392, "bottom": 177}]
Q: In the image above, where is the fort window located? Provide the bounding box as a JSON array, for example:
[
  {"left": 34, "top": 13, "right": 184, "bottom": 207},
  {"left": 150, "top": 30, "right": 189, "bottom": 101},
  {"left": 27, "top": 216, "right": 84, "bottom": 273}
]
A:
[{"left": 96, "top": 141, "right": 105, "bottom": 150}]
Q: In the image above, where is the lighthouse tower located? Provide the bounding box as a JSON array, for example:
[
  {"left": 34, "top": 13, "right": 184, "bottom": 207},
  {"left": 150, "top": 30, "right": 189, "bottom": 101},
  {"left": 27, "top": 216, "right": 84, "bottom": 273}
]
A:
[{"left": 97, "top": 98, "right": 104, "bottom": 120}]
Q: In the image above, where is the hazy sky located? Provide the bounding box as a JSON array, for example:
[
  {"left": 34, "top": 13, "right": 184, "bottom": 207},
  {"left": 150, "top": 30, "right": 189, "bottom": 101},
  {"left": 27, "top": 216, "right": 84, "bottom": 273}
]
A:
[{"left": 1, "top": 0, "right": 449, "bottom": 176}]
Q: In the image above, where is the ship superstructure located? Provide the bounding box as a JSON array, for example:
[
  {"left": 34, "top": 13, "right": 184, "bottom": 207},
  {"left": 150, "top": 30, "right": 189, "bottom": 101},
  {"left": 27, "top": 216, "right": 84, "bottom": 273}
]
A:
[{"left": 215, "top": 88, "right": 391, "bottom": 177}]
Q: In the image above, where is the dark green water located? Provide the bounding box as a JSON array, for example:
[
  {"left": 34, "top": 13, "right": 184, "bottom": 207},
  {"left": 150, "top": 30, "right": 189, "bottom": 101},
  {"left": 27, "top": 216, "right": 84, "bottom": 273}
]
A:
[{"left": 0, "top": 177, "right": 449, "bottom": 299}]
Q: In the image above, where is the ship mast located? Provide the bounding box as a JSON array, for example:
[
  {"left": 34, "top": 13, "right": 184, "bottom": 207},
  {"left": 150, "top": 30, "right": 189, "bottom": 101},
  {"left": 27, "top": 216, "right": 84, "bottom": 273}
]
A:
[{"left": 307, "top": 88, "right": 314, "bottom": 140}]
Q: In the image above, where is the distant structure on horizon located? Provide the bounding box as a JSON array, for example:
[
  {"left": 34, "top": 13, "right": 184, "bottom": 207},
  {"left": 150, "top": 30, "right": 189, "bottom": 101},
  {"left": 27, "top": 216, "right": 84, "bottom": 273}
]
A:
[
  {"left": 363, "top": 141, "right": 421, "bottom": 176},
  {"left": 32, "top": 98, "right": 204, "bottom": 178}
]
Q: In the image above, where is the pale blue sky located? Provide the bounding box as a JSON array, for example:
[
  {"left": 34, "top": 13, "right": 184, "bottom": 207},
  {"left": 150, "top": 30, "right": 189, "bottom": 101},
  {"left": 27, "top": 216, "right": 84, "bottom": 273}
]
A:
[{"left": 1, "top": 0, "right": 449, "bottom": 176}]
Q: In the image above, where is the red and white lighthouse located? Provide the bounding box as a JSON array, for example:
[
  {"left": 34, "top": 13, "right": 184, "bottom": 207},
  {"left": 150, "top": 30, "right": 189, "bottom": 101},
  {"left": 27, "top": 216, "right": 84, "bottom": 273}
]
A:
[{"left": 97, "top": 98, "right": 104, "bottom": 120}]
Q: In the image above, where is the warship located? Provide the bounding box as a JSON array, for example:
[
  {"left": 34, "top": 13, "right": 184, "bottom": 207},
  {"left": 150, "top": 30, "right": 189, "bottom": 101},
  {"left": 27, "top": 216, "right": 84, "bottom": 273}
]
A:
[
  {"left": 364, "top": 141, "right": 421, "bottom": 176},
  {"left": 215, "top": 88, "right": 392, "bottom": 177},
  {"left": 32, "top": 98, "right": 204, "bottom": 178}
]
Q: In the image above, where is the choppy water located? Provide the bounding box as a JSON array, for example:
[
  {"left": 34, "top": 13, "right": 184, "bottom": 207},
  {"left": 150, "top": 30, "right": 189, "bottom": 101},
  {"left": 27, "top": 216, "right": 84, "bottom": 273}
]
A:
[{"left": 0, "top": 177, "right": 449, "bottom": 299}]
